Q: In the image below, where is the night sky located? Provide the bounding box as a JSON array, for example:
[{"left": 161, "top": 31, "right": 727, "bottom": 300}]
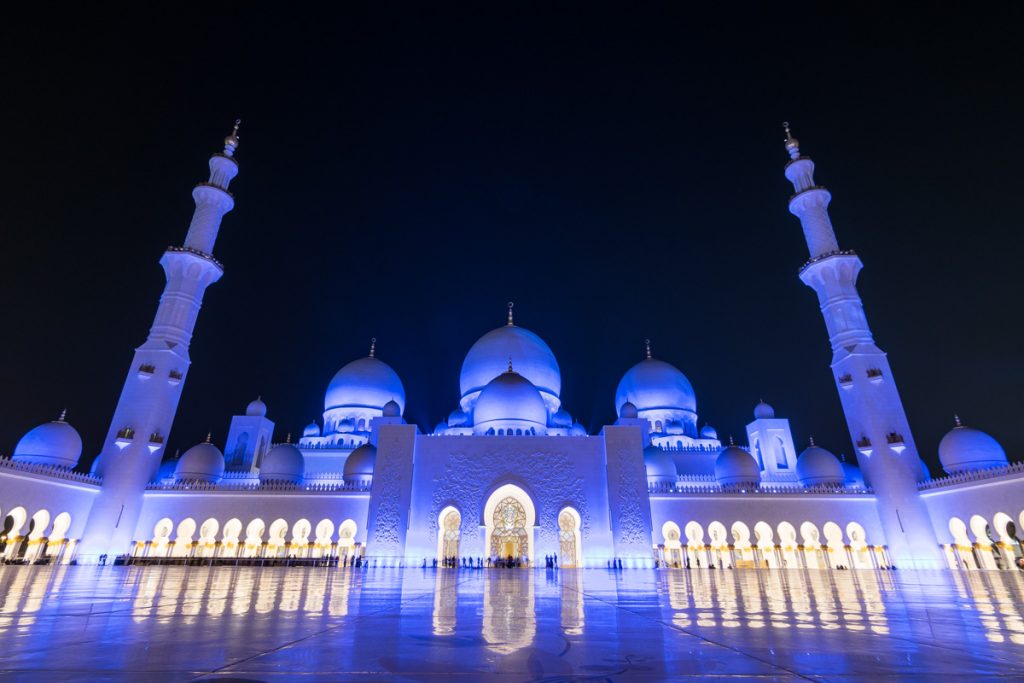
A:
[{"left": 1, "top": 8, "right": 1020, "bottom": 474}]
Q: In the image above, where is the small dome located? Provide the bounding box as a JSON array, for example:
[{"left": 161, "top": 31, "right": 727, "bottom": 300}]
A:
[
  {"left": 841, "top": 459, "right": 865, "bottom": 489},
  {"left": 938, "top": 419, "right": 1008, "bottom": 474},
  {"left": 551, "top": 408, "right": 573, "bottom": 428},
  {"left": 916, "top": 456, "right": 931, "bottom": 482},
  {"left": 345, "top": 443, "right": 377, "bottom": 480},
  {"left": 699, "top": 424, "right": 718, "bottom": 440},
  {"left": 325, "top": 356, "right": 406, "bottom": 414},
  {"left": 175, "top": 441, "right": 225, "bottom": 483},
  {"left": 570, "top": 422, "right": 588, "bottom": 436},
  {"left": 473, "top": 370, "right": 548, "bottom": 433},
  {"left": 644, "top": 445, "right": 677, "bottom": 484},
  {"left": 615, "top": 357, "right": 697, "bottom": 435},
  {"left": 382, "top": 399, "right": 401, "bottom": 418},
  {"left": 619, "top": 401, "right": 639, "bottom": 419},
  {"left": 753, "top": 400, "right": 775, "bottom": 420},
  {"left": 303, "top": 421, "right": 321, "bottom": 438},
  {"left": 155, "top": 457, "right": 177, "bottom": 483},
  {"left": 246, "top": 397, "right": 267, "bottom": 417},
  {"left": 715, "top": 445, "right": 760, "bottom": 487},
  {"left": 447, "top": 408, "right": 469, "bottom": 427},
  {"left": 260, "top": 443, "right": 304, "bottom": 483},
  {"left": 796, "top": 444, "right": 844, "bottom": 487},
  {"left": 460, "top": 323, "right": 561, "bottom": 407},
  {"left": 12, "top": 415, "right": 83, "bottom": 469}
]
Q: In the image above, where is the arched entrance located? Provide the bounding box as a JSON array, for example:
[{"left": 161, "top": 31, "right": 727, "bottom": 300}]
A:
[
  {"left": 483, "top": 484, "right": 536, "bottom": 566},
  {"left": 558, "top": 507, "right": 581, "bottom": 567},
  {"left": 437, "top": 507, "right": 461, "bottom": 565}
]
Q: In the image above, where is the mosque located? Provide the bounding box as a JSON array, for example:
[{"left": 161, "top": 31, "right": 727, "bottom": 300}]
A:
[{"left": 0, "top": 122, "right": 1020, "bottom": 573}]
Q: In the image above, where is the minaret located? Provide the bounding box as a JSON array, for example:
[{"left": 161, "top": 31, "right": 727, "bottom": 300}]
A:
[
  {"left": 79, "top": 122, "right": 241, "bottom": 560},
  {"left": 783, "top": 123, "right": 941, "bottom": 568}
]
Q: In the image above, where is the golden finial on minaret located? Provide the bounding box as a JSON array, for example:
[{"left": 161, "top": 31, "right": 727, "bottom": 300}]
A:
[
  {"left": 507, "top": 301, "right": 515, "bottom": 326},
  {"left": 369, "top": 337, "right": 376, "bottom": 358},
  {"left": 783, "top": 121, "right": 801, "bottom": 159},
  {"left": 224, "top": 118, "right": 241, "bottom": 156}
]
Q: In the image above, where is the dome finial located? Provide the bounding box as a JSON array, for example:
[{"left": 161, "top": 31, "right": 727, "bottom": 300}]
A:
[
  {"left": 728, "top": 435, "right": 735, "bottom": 447},
  {"left": 954, "top": 414, "right": 963, "bottom": 427},
  {"left": 809, "top": 434, "right": 816, "bottom": 447},
  {"left": 58, "top": 408, "right": 67, "bottom": 422},
  {"left": 369, "top": 337, "right": 376, "bottom": 358},
  {"left": 507, "top": 356, "right": 514, "bottom": 373},
  {"left": 285, "top": 432, "right": 292, "bottom": 444},
  {"left": 644, "top": 338, "right": 652, "bottom": 359},
  {"left": 223, "top": 118, "right": 241, "bottom": 157},
  {"left": 205, "top": 432, "right": 212, "bottom": 443},
  {"left": 507, "top": 301, "right": 515, "bottom": 326},
  {"left": 783, "top": 121, "right": 801, "bottom": 160}
]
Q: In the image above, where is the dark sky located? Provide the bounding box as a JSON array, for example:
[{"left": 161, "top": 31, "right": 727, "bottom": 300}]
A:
[{"left": 1, "top": 7, "right": 1021, "bottom": 474}]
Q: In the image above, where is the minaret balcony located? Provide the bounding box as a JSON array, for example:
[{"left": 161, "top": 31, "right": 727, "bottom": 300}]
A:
[
  {"left": 837, "top": 373, "right": 854, "bottom": 389},
  {"left": 885, "top": 432, "right": 906, "bottom": 453},
  {"left": 856, "top": 436, "right": 873, "bottom": 457},
  {"left": 168, "top": 369, "right": 183, "bottom": 385},
  {"left": 115, "top": 427, "right": 135, "bottom": 449},
  {"left": 147, "top": 433, "right": 165, "bottom": 454},
  {"left": 866, "top": 368, "right": 884, "bottom": 384},
  {"left": 137, "top": 364, "right": 156, "bottom": 379}
]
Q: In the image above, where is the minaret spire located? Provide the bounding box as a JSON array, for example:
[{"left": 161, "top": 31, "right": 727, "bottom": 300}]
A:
[
  {"left": 783, "top": 122, "right": 840, "bottom": 259},
  {"left": 785, "top": 128, "right": 941, "bottom": 568},
  {"left": 80, "top": 122, "right": 241, "bottom": 561},
  {"left": 507, "top": 301, "right": 515, "bottom": 326}
]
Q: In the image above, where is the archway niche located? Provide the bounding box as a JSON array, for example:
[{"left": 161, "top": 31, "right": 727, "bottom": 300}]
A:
[{"left": 483, "top": 484, "right": 536, "bottom": 566}]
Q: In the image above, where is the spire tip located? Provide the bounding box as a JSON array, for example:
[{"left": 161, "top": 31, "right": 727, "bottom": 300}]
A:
[
  {"left": 507, "top": 301, "right": 515, "bottom": 326},
  {"left": 369, "top": 337, "right": 376, "bottom": 358}
]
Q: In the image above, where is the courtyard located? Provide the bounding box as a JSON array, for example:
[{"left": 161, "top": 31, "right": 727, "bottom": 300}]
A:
[{"left": 0, "top": 565, "right": 1021, "bottom": 680}]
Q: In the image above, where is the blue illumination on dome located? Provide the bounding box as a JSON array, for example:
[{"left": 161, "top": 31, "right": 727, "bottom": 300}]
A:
[
  {"left": 324, "top": 356, "right": 406, "bottom": 413},
  {"left": 473, "top": 370, "right": 548, "bottom": 434},
  {"left": 615, "top": 358, "right": 697, "bottom": 436},
  {"left": 460, "top": 324, "right": 560, "bottom": 411}
]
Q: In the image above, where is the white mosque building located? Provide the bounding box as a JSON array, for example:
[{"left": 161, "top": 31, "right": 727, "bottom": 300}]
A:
[{"left": 0, "top": 122, "right": 1020, "bottom": 573}]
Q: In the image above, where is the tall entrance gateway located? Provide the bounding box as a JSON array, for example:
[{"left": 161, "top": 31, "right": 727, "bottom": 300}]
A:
[{"left": 483, "top": 484, "right": 535, "bottom": 564}]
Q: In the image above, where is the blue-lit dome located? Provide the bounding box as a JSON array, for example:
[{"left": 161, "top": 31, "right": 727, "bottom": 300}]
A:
[
  {"left": 644, "top": 445, "right": 677, "bottom": 484},
  {"left": 460, "top": 323, "right": 560, "bottom": 411},
  {"left": 841, "top": 459, "right": 865, "bottom": 489},
  {"left": 324, "top": 356, "right": 405, "bottom": 414},
  {"left": 260, "top": 443, "right": 304, "bottom": 484},
  {"left": 345, "top": 443, "right": 376, "bottom": 481},
  {"left": 753, "top": 400, "right": 775, "bottom": 420},
  {"left": 714, "top": 445, "right": 760, "bottom": 487},
  {"left": 303, "top": 422, "right": 320, "bottom": 438},
  {"left": 551, "top": 408, "right": 573, "bottom": 428},
  {"left": 619, "top": 401, "right": 638, "bottom": 419},
  {"left": 473, "top": 370, "right": 548, "bottom": 434},
  {"left": 615, "top": 358, "right": 697, "bottom": 435},
  {"left": 13, "top": 415, "right": 83, "bottom": 469},
  {"left": 938, "top": 419, "right": 1008, "bottom": 474},
  {"left": 246, "top": 397, "right": 267, "bottom": 417},
  {"left": 796, "top": 444, "right": 844, "bottom": 487},
  {"left": 175, "top": 441, "right": 225, "bottom": 483},
  {"left": 382, "top": 399, "right": 401, "bottom": 418},
  {"left": 700, "top": 424, "right": 718, "bottom": 440}
]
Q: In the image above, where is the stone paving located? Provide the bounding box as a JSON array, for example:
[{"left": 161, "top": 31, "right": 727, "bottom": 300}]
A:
[{"left": 0, "top": 564, "right": 1022, "bottom": 680}]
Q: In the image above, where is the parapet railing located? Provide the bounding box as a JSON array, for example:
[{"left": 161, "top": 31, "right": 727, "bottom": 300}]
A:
[
  {"left": 0, "top": 457, "right": 102, "bottom": 486},
  {"left": 145, "top": 479, "right": 371, "bottom": 493},
  {"left": 648, "top": 481, "right": 874, "bottom": 496},
  {"left": 917, "top": 461, "right": 1024, "bottom": 491}
]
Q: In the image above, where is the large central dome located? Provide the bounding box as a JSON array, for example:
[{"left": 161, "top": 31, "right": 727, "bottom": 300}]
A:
[
  {"left": 460, "top": 319, "right": 561, "bottom": 412},
  {"left": 325, "top": 356, "right": 406, "bottom": 413}
]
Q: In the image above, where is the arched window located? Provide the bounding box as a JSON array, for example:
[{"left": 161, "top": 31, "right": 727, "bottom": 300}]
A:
[
  {"left": 775, "top": 436, "right": 788, "bottom": 468},
  {"left": 753, "top": 438, "right": 764, "bottom": 470}
]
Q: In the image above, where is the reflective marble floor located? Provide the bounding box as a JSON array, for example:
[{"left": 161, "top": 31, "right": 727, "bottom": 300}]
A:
[{"left": 0, "top": 565, "right": 1022, "bottom": 681}]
